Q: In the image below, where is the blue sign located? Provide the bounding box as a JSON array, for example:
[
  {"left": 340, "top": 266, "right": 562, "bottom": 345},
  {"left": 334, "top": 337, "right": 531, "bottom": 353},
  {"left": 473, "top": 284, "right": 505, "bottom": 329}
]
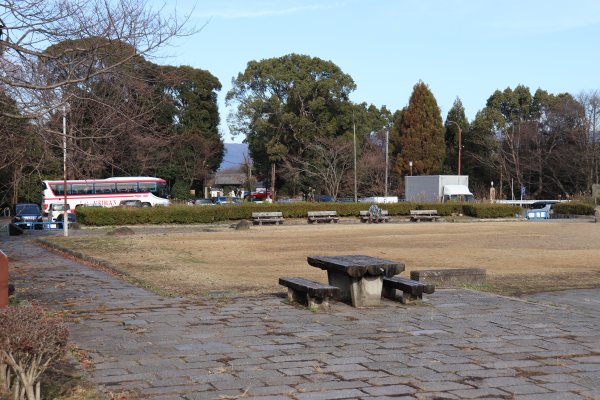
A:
[{"left": 521, "top": 186, "right": 526, "bottom": 195}]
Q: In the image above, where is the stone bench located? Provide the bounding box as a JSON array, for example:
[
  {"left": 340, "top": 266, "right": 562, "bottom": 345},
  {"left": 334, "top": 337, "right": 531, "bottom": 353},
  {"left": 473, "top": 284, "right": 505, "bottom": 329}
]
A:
[
  {"left": 252, "top": 212, "right": 284, "bottom": 225},
  {"left": 410, "top": 268, "right": 486, "bottom": 286},
  {"left": 308, "top": 211, "right": 339, "bottom": 223},
  {"left": 279, "top": 277, "right": 340, "bottom": 309},
  {"left": 359, "top": 210, "right": 391, "bottom": 223},
  {"left": 382, "top": 276, "right": 435, "bottom": 304},
  {"left": 410, "top": 210, "right": 441, "bottom": 222}
]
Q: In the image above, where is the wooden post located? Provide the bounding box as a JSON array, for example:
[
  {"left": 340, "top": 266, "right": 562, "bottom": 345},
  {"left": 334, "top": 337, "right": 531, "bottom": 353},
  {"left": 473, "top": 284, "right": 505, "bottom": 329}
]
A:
[
  {"left": 271, "top": 163, "right": 276, "bottom": 202},
  {"left": 0, "top": 249, "right": 8, "bottom": 308}
]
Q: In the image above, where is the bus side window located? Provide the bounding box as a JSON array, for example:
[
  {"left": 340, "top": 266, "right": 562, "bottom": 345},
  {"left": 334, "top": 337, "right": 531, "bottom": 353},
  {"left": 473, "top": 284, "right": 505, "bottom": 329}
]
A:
[
  {"left": 117, "top": 183, "right": 137, "bottom": 193},
  {"left": 95, "top": 183, "right": 115, "bottom": 194}
]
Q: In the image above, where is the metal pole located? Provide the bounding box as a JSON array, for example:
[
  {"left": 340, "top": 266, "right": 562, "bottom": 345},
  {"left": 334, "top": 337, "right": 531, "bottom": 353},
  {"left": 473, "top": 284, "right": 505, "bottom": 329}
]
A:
[
  {"left": 446, "top": 121, "right": 462, "bottom": 175},
  {"left": 353, "top": 111, "right": 357, "bottom": 203},
  {"left": 385, "top": 129, "right": 388, "bottom": 198},
  {"left": 62, "top": 108, "right": 68, "bottom": 237}
]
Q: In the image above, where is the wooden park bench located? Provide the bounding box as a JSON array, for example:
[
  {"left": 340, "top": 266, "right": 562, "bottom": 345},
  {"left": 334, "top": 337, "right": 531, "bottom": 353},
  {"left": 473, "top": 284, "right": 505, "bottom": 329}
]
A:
[
  {"left": 252, "top": 212, "right": 284, "bottom": 225},
  {"left": 307, "top": 211, "right": 339, "bottom": 224},
  {"left": 381, "top": 276, "right": 435, "bottom": 304},
  {"left": 410, "top": 209, "right": 441, "bottom": 222},
  {"left": 279, "top": 277, "right": 340, "bottom": 309},
  {"left": 359, "top": 210, "right": 392, "bottom": 223}
]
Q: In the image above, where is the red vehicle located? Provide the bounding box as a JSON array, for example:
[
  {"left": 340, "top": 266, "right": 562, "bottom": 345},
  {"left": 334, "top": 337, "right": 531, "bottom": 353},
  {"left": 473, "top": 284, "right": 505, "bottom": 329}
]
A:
[{"left": 250, "top": 191, "right": 271, "bottom": 200}]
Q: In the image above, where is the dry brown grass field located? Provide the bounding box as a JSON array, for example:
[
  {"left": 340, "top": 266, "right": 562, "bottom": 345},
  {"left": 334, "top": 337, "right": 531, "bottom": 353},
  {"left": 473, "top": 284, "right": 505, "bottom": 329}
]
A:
[{"left": 45, "top": 221, "right": 600, "bottom": 298}]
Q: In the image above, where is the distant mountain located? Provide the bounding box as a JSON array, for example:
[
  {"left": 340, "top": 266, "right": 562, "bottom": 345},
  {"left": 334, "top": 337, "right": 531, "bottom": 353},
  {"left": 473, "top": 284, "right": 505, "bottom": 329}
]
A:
[{"left": 219, "top": 143, "right": 249, "bottom": 171}]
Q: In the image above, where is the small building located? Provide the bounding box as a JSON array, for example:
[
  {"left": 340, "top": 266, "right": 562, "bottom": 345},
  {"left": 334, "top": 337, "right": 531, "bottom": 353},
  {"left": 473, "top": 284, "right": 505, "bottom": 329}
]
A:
[{"left": 210, "top": 173, "right": 246, "bottom": 198}]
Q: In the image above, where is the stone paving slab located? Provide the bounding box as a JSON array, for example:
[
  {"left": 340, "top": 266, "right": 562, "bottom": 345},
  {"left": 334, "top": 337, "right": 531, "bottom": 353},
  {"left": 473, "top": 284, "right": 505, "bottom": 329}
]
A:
[{"left": 2, "top": 236, "right": 600, "bottom": 399}]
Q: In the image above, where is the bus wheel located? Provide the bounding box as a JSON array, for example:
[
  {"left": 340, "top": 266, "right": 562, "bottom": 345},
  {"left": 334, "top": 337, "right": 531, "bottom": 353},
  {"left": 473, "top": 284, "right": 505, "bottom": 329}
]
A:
[{"left": 142, "top": 203, "right": 151, "bottom": 208}]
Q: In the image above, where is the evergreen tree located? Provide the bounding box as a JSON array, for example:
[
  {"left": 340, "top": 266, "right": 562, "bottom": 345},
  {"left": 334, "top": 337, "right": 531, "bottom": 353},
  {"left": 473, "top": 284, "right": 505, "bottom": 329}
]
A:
[
  {"left": 444, "top": 97, "right": 470, "bottom": 174},
  {"left": 393, "top": 81, "right": 445, "bottom": 178}
]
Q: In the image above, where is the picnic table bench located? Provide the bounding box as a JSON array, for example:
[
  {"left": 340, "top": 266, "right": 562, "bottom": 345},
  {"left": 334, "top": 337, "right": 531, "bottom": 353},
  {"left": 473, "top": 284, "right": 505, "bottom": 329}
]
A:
[
  {"left": 279, "top": 277, "right": 340, "bottom": 309},
  {"left": 382, "top": 276, "right": 435, "bottom": 304},
  {"left": 252, "top": 212, "right": 284, "bottom": 225},
  {"left": 307, "top": 255, "right": 404, "bottom": 307},
  {"left": 410, "top": 209, "right": 441, "bottom": 222},
  {"left": 307, "top": 211, "right": 339, "bottom": 223},
  {"left": 359, "top": 210, "right": 392, "bottom": 223}
]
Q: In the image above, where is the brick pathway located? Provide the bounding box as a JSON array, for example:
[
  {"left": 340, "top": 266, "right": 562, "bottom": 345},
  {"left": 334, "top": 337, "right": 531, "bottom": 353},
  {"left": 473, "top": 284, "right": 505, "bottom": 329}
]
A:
[{"left": 2, "top": 237, "right": 600, "bottom": 400}]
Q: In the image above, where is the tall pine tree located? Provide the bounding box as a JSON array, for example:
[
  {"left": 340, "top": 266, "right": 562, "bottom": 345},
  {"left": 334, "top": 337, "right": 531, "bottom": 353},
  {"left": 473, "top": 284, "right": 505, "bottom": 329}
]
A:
[
  {"left": 393, "top": 81, "right": 445, "bottom": 178},
  {"left": 444, "top": 97, "right": 470, "bottom": 174}
]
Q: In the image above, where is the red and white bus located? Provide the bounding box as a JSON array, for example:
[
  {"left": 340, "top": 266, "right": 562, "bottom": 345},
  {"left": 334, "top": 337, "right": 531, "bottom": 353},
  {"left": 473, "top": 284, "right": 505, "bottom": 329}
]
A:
[{"left": 42, "top": 176, "right": 171, "bottom": 213}]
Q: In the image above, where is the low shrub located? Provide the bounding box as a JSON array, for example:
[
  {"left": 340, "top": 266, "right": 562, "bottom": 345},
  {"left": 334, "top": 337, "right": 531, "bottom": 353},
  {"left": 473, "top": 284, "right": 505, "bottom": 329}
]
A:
[
  {"left": 552, "top": 202, "right": 595, "bottom": 216},
  {"left": 0, "top": 306, "right": 69, "bottom": 400},
  {"left": 462, "top": 204, "right": 522, "bottom": 218},
  {"left": 75, "top": 202, "right": 523, "bottom": 226}
]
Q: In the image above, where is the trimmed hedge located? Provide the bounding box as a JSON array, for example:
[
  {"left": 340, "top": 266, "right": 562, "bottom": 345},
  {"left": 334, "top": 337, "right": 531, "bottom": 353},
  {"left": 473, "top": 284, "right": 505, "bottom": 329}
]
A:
[
  {"left": 462, "top": 204, "right": 522, "bottom": 218},
  {"left": 75, "top": 202, "right": 523, "bottom": 226},
  {"left": 552, "top": 202, "right": 595, "bottom": 216}
]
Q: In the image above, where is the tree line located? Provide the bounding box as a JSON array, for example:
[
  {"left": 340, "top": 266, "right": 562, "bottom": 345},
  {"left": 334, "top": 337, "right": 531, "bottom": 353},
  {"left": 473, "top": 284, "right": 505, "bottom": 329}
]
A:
[
  {"left": 2, "top": 3, "right": 598, "bottom": 208},
  {"left": 227, "top": 54, "right": 600, "bottom": 201}
]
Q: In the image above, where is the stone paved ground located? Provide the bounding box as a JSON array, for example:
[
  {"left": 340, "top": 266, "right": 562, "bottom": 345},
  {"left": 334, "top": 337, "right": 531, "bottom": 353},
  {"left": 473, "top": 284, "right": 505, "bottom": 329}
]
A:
[{"left": 2, "top": 236, "right": 600, "bottom": 400}]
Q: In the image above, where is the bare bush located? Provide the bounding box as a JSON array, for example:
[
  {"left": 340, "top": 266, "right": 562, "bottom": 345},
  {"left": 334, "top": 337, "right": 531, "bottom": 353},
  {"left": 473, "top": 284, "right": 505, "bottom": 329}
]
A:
[{"left": 0, "top": 306, "right": 69, "bottom": 400}]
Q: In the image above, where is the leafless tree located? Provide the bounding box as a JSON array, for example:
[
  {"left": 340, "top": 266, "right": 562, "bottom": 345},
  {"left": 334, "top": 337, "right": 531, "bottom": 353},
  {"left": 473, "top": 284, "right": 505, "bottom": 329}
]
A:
[
  {"left": 1, "top": 0, "right": 198, "bottom": 121},
  {"left": 283, "top": 137, "right": 353, "bottom": 199}
]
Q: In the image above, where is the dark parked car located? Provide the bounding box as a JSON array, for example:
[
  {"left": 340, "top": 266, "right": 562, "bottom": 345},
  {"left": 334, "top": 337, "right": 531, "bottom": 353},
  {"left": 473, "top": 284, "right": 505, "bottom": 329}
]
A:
[
  {"left": 313, "top": 194, "right": 335, "bottom": 203},
  {"left": 13, "top": 204, "right": 43, "bottom": 229},
  {"left": 190, "top": 198, "right": 214, "bottom": 206},
  {"left": 56, "top": 211, "right": 76, "bottom": 228},
  {"left": 119, "top": 200, "right": 143, "bottom": 208}
]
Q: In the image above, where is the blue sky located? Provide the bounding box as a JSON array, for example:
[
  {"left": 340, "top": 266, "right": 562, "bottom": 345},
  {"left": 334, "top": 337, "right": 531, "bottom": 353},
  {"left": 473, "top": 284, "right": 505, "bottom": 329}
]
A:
[{"left": 157, "top": 0, "right": 600, "bottom": 144}]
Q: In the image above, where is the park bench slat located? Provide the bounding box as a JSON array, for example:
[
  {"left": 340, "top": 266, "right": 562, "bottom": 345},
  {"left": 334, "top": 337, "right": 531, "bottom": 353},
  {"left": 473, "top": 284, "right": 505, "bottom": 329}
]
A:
[
  {"left": 252, "top": 212, "right": 283, "bottom": 217},
  {"left": 307, "top": 211, "right": 339, "bottom": 223},
  {"left": 279, "top": 277, "right": 340, "bottom": 298},
  {"left": 252, "top": 212, "right": 285, "bottom": 225},
  {"left": 410, "top": 210, "right": 438, "bottom": 215},
  {"left": 382, "top": 276, "right": 436, "bottom": 295},
  {"left": 410, "top": 209, "right": 440, "bottom": 222}
]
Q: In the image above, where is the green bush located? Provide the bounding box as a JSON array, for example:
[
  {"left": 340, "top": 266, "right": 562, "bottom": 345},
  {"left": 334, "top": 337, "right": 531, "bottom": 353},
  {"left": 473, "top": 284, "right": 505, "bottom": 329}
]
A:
[
  {"left": 552, "top": 202, "right": 595, "bottom": 215},
  {"left": 75, "top": 202, "right": 524, "bottom": 226},
  {"left": 462, "top": 204, "right": 522, "bottom": 218}
]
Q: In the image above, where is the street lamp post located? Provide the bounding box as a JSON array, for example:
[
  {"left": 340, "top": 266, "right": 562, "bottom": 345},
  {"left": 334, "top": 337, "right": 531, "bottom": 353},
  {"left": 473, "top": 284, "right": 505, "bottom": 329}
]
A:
[
  {"left": 353, "top": 111, "right": 357, "bottom": 203},
  {"left": 61, "top": 104, "right": 70, "bottom": 237},
  {"left": 409, "top": 161, "right": 413, "bottom": 177},
  {"left": 385, "top": 129, "right": 389, "bottom": 198},
  {"left": 446, "top": 120, "right": 462, "bottom": 176}
]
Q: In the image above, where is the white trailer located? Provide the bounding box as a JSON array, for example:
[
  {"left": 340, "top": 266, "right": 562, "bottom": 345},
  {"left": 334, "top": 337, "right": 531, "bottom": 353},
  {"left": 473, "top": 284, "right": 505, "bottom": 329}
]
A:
[{"left": 405, "top": 175, "right": 474, "bottom": 203}]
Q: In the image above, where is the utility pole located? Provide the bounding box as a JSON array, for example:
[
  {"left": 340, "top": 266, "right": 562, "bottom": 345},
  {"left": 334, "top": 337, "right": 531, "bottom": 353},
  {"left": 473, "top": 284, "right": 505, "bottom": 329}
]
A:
[
  {"left": 353, "top": 111, "right": 357, "bottom": 203},
  {"left": 62, "top": 104, "right": 69, "bottom": 237},
  {"left": 271, "top": 163, "right": 275, "bottom": 201},
  {"left": 446, "top": 121, "right": 462, "bottom": 176},
  {"left": 385, "top": 129, "right": 389, "bottom": 198}
]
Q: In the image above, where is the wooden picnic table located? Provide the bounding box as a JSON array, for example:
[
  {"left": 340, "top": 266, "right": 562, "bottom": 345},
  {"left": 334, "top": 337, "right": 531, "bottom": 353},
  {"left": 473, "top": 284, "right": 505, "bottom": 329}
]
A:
[{"left": 307, "top": 255, "right": 405, "bottom": 308}]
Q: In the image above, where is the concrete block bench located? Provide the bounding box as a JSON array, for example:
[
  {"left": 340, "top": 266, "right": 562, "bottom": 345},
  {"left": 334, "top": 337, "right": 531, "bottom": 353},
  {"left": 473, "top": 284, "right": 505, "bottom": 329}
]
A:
[
  {"left": 308, "top": 211, "right": 339, "bottom": 223},
  {"left": 279, "top": 277, "right": 340, "bottom": 309},
  {"left": 359, "top": 210, "right": 391, "bottom": 223},
  {"left": 410, "top": 268, "right": 486, "bottom": 286},
  {"left": 252, "top": 212, "right": 284, "bottom": 225},
  {"left": 410, "top": 210, "right": 441, "bottom": 222},
  {"left": 382, "top": 276, "right": 435, "bottom": 304}
]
